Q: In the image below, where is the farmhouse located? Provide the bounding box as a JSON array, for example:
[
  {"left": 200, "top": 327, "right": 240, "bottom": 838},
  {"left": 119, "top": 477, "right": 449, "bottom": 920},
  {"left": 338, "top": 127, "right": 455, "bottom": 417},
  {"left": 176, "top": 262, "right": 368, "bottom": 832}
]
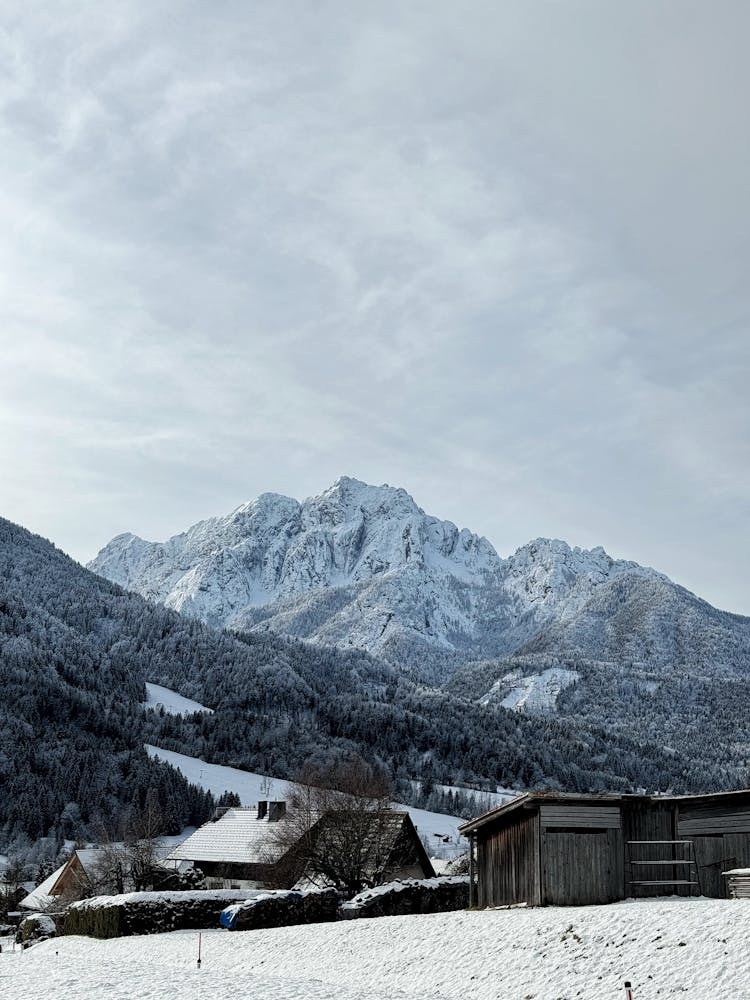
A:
[
  {"left": 19, "top": 849, "right": 105, "bottom": 911},
  {"left": 169, "top": 800, "right": 435, "bottom": 889},
  {"left": 460, "top": 788, "right": 750, "bottom": 907}
]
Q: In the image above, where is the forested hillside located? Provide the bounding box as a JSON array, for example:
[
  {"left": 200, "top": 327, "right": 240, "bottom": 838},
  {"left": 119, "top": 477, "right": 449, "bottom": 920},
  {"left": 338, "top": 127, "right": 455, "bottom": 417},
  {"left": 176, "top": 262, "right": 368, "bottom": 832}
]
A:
[{"left": 2, "top": 515, "right": 749, "bottom": 856}]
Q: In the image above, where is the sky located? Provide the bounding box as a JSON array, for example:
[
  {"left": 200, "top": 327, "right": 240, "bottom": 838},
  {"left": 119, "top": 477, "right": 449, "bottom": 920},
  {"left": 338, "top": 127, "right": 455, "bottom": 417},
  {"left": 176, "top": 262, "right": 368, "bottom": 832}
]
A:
[{"left": 1, "top": 1, "right": 749, "bottom": 614}]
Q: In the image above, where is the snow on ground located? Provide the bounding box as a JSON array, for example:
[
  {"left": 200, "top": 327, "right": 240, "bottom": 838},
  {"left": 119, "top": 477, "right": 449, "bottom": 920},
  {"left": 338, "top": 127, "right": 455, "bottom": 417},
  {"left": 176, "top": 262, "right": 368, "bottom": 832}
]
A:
[
  {"left": 146, "top": 746, "right": 466, "bottom": 855},
  {"left": 2, "top": 899, "right": 749, "bottom": 999},
  {"left": 144, "top": 683, "right": 213, "bottom": 716}
]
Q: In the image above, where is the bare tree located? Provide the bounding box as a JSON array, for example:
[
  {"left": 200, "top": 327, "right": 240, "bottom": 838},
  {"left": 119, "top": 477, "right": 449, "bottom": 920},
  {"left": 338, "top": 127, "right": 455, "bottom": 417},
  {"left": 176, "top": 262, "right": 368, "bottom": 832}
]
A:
[
  {"left": 126, "top": 788, "right": 164, "bottom": 891},
  {"left": 85, "top": 790, "right": 166, "bottom": 897},
  {"left": 268, "top": 757, "right": 414, "bottom": 897}
]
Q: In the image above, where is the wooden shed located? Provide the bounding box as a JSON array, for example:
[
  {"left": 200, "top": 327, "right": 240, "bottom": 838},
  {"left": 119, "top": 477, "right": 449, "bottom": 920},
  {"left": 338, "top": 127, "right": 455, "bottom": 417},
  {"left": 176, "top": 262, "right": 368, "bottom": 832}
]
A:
[{"left": 459, "top": 789, "right": 750, "bottom": 907}]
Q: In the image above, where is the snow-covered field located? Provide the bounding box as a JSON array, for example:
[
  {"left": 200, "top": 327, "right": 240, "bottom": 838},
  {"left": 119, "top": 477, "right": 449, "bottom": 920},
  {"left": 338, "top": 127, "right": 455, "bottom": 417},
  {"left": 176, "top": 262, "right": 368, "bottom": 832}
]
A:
[
  {"left": 2, "top": 899, "right": 749, "bottom": 999},
  {"left": 146, "top": 746, "right": 466, "bottom": 855}
]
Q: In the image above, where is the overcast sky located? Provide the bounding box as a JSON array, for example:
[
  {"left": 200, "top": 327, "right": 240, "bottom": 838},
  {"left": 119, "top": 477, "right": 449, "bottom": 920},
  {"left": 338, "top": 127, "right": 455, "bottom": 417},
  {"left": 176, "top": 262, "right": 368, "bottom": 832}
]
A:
[{"left": 1, "top": 1, "right": 749, "bottom": 613}]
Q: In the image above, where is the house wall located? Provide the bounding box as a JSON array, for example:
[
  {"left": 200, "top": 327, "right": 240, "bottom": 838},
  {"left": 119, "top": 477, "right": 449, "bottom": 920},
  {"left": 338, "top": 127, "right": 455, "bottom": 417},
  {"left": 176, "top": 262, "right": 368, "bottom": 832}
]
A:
[
  {"left": 53, "top": 855, "right": 92, "bottom": 903},
  {"left": 476, "top": 811, "right": 539, "bottom": 907},
  {"left": 194, "top": 861, "right": 279, "bottom": 889}
]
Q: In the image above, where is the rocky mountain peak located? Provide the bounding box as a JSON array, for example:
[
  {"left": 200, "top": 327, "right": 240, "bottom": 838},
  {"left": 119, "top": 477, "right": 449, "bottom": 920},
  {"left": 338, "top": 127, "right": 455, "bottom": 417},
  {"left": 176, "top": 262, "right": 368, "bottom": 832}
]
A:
[{"left": 89, "top": 477, "right": 701, "bottom": 675}]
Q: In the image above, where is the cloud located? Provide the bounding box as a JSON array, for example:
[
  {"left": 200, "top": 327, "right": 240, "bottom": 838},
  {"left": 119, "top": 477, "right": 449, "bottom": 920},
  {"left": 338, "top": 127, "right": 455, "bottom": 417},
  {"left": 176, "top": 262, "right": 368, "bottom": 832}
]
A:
[{"left": 0, "top": 1, "right": 748, "bottom": 613}]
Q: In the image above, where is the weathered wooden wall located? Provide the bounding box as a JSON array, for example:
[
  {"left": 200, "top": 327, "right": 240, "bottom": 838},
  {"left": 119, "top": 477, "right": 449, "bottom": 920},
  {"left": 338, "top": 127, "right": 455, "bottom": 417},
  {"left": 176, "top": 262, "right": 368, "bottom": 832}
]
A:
[
  {"left": 677, "top": 795, "right": 750, "bottom": 896},
  {"left": 540, "top": 806, "right": 623, "bottom": 905},
  {"left": 621, "top": 800, "right": 683, "bottom": 897},
  {"left": 474, "top": 794, "right": 750, "bottom": 907},
  {"left": 477, "top": 811, "right": 539, "bottom": 907}
]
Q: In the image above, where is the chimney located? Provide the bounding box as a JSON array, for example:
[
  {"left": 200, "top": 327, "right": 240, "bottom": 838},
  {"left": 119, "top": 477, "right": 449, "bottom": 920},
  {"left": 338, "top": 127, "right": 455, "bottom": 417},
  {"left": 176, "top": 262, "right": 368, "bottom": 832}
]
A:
[
  {"left": 268, "top": 800, "right": 286, "bottom": 822},
  {"left": 257, "top": 800, "right": 268, "bottom": 821}
]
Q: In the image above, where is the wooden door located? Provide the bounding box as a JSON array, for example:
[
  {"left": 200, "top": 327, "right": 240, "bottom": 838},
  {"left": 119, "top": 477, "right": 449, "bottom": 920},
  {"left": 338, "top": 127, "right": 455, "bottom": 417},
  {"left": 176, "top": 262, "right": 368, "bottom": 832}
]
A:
[
  {"left": 692, "top": 837, "right": 724, "bottom": 897},
  {"left": 543, "top": 830, "right": 621, "bottom": 905}
]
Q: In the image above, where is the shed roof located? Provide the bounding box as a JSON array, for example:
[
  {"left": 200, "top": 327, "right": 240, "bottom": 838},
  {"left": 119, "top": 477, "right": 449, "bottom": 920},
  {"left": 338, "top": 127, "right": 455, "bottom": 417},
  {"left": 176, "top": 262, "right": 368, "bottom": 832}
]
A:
[
  {"left": 458, "top": 792, "right": 630, "bottom": 834},
  {"left": 459, "top": 787, "right": 750, "bottom": 835}
]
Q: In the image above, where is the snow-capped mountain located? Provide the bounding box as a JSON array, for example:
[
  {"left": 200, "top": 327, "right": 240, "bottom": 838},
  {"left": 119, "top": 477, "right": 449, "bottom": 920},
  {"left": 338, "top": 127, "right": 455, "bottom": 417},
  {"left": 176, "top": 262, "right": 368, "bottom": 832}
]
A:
[{"left": 89, "top": 476, "right": 741, "bottom": 688}]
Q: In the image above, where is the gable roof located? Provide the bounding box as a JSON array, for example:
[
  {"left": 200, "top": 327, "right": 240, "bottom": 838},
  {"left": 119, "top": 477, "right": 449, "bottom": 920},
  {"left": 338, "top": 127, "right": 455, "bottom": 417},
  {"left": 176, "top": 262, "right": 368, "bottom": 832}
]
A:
[
  {"left": 19, "top": 862, "right": 68, "bottom": 911},
  {"left": 168, "top": 808, "right": 298, "bottom": 864},
  {"left": 169, "top": 806, "right": 433, "bottom": 875}
]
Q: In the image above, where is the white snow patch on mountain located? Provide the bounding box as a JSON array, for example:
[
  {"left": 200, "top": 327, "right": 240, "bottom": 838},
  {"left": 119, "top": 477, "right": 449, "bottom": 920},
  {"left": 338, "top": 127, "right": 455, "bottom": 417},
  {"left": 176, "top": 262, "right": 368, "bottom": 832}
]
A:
[
  {"left": 484, "top": 667, "right": 580, "bottom": 713},
  {"left": 144, "top": 684, "right": 213, "bottom": 716}
]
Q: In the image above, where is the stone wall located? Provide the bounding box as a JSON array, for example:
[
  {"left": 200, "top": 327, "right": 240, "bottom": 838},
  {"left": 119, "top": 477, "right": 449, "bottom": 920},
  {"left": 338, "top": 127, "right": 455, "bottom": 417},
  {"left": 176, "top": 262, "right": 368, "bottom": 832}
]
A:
[
  {"left": 340, "top": 875, "right": 469, "bottom": 919},
  {"left": 221, "top": 888, "right": 340, "bottom": 930}
]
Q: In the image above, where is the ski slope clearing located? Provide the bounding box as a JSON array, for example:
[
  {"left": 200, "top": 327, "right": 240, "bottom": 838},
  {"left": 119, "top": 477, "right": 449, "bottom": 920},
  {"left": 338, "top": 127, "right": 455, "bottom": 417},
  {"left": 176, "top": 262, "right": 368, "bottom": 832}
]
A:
[
  {"left": 3, "top": 899, "right": 748, "bottom": 999},
  {"left": 146, "top": 746, "right": 466, "bottom": 853},
  {"left": 144, "top": 683, "right": 213, "bottom": 716}
]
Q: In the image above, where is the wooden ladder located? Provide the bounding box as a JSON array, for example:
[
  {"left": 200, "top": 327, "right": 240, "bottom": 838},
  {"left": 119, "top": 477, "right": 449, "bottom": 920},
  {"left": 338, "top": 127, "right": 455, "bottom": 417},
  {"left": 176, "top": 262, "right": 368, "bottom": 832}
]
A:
[{"left": 626, "top": 840, "right": 701, "bottom": 897}]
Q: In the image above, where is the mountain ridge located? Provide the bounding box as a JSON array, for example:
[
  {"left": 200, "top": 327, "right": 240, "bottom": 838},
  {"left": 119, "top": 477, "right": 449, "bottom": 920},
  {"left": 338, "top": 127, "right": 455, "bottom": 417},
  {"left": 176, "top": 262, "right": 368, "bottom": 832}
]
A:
[{"left": 89, "top": 476, "right": 739, "bottom": 688}]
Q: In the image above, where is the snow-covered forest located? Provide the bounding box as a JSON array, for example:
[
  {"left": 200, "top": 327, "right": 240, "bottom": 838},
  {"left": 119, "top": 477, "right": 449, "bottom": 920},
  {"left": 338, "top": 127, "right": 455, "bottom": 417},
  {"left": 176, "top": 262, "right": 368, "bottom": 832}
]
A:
[{"left": 2, "top": 512, "right": 750, "bottom": 860}]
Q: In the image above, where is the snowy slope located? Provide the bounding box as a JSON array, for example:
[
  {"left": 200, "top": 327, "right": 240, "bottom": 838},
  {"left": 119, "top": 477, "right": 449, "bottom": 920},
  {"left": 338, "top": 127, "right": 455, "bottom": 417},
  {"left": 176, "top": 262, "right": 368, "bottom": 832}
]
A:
[
  {"left": 145, "top": 746, "right": 466, "bottom": 852},
  {"left": 4, "top": 899, "right": 750, "bottom": 1000},
  {"left": 144, "top": 683, "right": 213, "bottom": 716},
  {"left": 90, "top": 477, "right": 717, "bottom": 689}
]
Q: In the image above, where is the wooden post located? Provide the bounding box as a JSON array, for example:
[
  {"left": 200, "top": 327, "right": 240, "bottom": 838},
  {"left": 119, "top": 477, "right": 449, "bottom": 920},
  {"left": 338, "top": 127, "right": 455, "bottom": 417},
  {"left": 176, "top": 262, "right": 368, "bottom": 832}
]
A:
[
  {"left": 469, "top": 833, "right": 476, "bottom": 907},
  {"left": 197, "top": 932, "right": 202, "bottom": 969}
]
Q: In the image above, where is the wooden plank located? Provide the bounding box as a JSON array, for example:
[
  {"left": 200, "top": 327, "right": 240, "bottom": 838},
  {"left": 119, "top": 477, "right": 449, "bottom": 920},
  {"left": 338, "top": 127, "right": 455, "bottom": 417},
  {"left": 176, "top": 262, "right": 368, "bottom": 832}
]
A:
[
  {"left": 630, "top": 880, "right": 698, "bottom": 886},
  {"left": 539, "top": 805, "right": 621, "bottom": 829},
  {"left": 679, "top": 816, "right": 750, "bottom": 836},
  {"left": 621, "top": 802, "right": 678, "bottom": 898},
  {"left": 631, "top": 860, "right": 694, "bottom": 866},
  {"left": 477, "top": 811, "right": 537, "bottom": 907}
]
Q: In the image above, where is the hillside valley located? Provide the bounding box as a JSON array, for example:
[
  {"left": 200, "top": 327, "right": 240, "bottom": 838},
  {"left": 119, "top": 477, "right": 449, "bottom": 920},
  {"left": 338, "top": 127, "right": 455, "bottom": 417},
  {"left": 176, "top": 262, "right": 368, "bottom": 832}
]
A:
[{"left": 2, "top": 507, "right": 744, "bottom": 857}]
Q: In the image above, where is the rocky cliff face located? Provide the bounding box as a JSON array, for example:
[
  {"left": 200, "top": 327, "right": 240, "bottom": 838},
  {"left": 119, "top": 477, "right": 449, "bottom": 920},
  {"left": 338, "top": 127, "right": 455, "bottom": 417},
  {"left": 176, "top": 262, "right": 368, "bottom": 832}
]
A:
[{"left": 90, "top": 476, "right": 743, "bottom": 689}]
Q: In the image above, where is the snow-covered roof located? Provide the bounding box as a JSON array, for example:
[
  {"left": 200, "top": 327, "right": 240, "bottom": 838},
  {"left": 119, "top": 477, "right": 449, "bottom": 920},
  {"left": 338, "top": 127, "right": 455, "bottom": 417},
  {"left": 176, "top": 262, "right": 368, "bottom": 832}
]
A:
[
  {"left": 73, "top": 848, "right": 105, "bottom": 874},
  {"left": 19, "top": 862, "right": 67, "bottom": 911},
  {"left": 169, "top": 806, "right": 427, "bottom": 872},
  {"left": 168, "top": 808, "right": 299, "bottom": 864}
]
